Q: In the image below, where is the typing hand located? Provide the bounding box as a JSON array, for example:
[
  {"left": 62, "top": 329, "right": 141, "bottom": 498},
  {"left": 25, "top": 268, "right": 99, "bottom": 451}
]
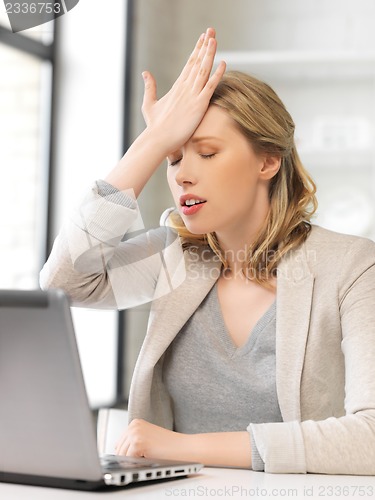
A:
[
  {"left": 141, "top": 27, "right": 226, "bottom": 156},
  {"left": 114, "top": 418, "right": 252, "bottom": 468},
  {"left": 115, "top": 418, "right": 188, "bottom": 461}
]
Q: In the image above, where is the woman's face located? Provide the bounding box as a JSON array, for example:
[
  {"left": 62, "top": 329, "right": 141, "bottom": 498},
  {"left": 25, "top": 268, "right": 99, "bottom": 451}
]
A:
[{"left": 167, "top": 105, "right": 275, "bottom": 242}]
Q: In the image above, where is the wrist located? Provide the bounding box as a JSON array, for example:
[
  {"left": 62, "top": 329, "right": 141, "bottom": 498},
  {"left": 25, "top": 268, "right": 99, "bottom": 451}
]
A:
[
  {"left": 139, "top": 125, "right": 171, "bottom": 159},
  {"left": 104, "top": 126, "right": 169, "bottom": 196},
  {"left": 185, "top": 431, "right": 252, "bottom": 468}
]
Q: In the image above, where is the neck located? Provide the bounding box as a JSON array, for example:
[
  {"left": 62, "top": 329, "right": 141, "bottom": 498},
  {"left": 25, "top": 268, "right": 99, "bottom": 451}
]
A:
[
  {"left": 216, "top": 237, "right": 256, "bottom": 277},
  {"left": 215, "top": 205, "right": 270, "bottom": 276}
]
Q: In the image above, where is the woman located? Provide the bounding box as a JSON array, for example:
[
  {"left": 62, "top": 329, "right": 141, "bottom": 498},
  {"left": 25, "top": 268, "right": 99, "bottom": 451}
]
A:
[{"left": 40, "top": 28, "right": 375, "bottom": 474}]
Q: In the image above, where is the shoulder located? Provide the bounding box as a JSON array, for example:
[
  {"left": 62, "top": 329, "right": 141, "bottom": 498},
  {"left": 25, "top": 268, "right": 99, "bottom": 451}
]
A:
[
  {"left": 304, "top": 224, "right": 375, "bottom": 283},
  {"left": 306, "top": 224, "right": 375, "bottom": 257}
]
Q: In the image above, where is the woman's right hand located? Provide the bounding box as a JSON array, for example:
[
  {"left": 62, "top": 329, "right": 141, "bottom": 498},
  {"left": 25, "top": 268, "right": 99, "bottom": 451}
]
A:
[
  {"left": 104, "top": 28, "right": 225, "bottom": 196},
  {"left": 141, "top": 27, "right": 226, "bottom": 156}
]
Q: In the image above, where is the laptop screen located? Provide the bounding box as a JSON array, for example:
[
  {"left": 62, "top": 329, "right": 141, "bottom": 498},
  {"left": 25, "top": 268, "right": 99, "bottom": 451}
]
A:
[{"left": 0, "top": 289, "right": 103, "bottom": 485}]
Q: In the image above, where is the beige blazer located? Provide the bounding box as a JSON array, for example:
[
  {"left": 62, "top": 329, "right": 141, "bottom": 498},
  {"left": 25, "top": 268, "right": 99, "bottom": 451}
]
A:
[{"left": 40, "top": 184, "right": 375, "bottom": 475}]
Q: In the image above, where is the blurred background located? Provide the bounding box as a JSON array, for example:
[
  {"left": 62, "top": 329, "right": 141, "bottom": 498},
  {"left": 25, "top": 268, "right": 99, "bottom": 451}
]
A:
[{"left": 1, "top": 0, "right": 375, "bottom": 411}]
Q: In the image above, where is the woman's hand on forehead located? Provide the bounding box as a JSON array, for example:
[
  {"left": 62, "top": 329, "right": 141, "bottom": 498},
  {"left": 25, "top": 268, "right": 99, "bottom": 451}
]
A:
[{"left": 141, "top": 27, "right": 226, "bottom": 157}]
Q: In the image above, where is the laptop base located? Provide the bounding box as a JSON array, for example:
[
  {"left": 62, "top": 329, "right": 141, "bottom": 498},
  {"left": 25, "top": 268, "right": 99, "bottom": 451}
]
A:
[{"left": 0, "top": 471, "right": 106, "bottom": 491}]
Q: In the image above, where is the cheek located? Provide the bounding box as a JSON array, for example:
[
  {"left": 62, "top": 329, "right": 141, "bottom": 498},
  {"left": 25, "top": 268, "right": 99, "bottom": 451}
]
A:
[
  {"left": 224, "top": 169, "right": 255, "bottom": 195},
  {"left": 167, "top": 171, "right": 178, "bottom": 201},
  {"left": 220, "top": 168, "right": 259, "bottom": 209}
]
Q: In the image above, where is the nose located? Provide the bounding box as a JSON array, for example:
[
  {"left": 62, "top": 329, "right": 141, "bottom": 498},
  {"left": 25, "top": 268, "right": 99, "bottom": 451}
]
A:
[{"left": 174, "top": 158, "right": 197, "bottom": 187}]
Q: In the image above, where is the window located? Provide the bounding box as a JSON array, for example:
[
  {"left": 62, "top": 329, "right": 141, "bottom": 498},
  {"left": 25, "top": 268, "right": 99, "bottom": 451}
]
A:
[
  {"left": 0, "top": 1, "right": 130, "bottom": 409},
  {"left": 0, "top": 23, "right": 53, "bottom": 288}
]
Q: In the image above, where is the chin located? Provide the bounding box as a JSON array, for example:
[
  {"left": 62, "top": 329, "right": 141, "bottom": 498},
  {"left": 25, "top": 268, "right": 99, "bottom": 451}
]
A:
[{"left": 182, "top": 220, "right": 215, "bottom": 236}]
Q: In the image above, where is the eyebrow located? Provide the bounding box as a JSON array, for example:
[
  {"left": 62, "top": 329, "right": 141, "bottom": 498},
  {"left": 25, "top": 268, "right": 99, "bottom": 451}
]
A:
[{"left": 190, "top": 136, "right": 223, "bottom": 144}]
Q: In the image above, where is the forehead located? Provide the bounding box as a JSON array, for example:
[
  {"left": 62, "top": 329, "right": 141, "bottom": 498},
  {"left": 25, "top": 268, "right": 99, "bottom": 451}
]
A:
[{"left": 191, "top": 105, "right": 237, "bottom": 140}]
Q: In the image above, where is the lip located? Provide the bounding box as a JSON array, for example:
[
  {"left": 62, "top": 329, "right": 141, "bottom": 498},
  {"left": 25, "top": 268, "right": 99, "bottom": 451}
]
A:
[
  {"left": 181, "top": 203, "right": 206, "bottom": 216},
  {"left": 179, "top": 193, "right": 207, "bottom": 216},
  {"left": 179, "top": 194, "right": 207, "bottom": 206}
]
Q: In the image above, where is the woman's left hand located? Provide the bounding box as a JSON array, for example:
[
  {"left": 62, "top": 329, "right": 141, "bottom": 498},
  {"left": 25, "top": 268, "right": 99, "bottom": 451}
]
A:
[
  {"left": 115, "top": 419, "right": 252, "bottom": 468},
  {"left": 115, "top": 418, "right": 188, "bottom": 461}
]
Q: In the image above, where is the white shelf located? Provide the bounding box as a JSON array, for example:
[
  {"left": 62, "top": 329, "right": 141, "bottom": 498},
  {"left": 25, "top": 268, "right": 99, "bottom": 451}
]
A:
[
  {"left": 216, "top": 50, "right": 375, "bottom": 80},
  {"left": 299, "top": 149, "right": 374, "bottom": 169}
]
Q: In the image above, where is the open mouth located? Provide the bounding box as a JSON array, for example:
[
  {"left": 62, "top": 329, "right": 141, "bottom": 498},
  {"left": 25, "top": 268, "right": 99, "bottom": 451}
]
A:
[{"left": 183, "top": 199, "right": 206, "bottom": 207}]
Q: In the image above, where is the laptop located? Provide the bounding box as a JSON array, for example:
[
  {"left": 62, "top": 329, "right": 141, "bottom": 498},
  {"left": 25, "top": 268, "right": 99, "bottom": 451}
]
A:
[{"left": 0, "top": 288, "right": 203, "bottom": 490}]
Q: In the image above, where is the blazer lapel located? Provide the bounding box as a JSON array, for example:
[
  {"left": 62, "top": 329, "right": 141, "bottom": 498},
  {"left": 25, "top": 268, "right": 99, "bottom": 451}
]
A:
[
  {"left": 276, "top": 243, "right": 315, "bottom": 422},
  {"left": 139, "top": 250, "right": 222, "bottom": 368},
  {"left": 128, "top": 249, "right": 221, "bottom": 424}
]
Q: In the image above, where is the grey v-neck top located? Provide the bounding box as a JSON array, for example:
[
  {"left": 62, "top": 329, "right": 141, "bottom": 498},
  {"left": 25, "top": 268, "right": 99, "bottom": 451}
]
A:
[{"left": 162, "top": 282, "right": 283, "bottom": 437}]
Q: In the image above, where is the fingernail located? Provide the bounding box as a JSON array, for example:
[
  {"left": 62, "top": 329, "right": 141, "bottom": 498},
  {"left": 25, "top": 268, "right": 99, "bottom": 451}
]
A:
[{"left": 142, "top": 71, "right": 147, "bottom": 81}]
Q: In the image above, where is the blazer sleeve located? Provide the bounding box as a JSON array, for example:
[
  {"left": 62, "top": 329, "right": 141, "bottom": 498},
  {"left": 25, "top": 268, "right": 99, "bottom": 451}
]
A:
[
  {"left": 39, "top": 181, "right": 185, "bottom": 309},
  {"left": 249, "top": 237, "right": 375, "bottom": 474}
]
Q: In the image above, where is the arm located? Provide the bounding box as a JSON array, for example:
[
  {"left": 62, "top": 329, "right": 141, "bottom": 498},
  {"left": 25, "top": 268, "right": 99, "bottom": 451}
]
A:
[
  {"left": 250, "top": 240, "right": 375, "bottom": 474},
  {"left": 115, "top": 419, "right": 252, "bottom": 468},
  {"left": 39, "top": 186, "right": 185, "bottom": 309},
  {"left": 40, "top": 29, "right": 226, "bottom": 307}
]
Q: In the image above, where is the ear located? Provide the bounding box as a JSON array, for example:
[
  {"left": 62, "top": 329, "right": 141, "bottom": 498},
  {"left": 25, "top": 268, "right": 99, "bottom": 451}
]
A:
[{"left": 259, "top": 155, "right": 281, "bottom": 181}]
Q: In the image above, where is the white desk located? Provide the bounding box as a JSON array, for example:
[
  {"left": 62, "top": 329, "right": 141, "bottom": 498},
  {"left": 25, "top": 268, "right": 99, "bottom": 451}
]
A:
[{"left": 1, "top": 467, "right": 374, "bottom": 499}]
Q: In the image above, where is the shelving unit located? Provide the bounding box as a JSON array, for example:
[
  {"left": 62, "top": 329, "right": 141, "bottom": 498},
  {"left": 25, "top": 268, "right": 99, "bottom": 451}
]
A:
[
  {"left": 216, "top": 50, "right": 375, "bottom": 80},
  {"left": 216, "top": 50, "right": 375, "bottom": 240}
]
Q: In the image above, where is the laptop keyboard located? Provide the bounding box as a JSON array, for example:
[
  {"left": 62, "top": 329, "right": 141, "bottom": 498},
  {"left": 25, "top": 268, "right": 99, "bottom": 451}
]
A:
[{"left": 100, "top": 455, "right": 160, "bottom": 470}]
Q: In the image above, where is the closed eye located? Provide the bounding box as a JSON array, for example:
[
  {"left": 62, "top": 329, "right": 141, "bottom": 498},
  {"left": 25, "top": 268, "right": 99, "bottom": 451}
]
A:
[
  {"left": 168, "top": 157, "right": 182, "bottom": 167},
  {"left": 200, "top": 153, "right": 216, "bottom": 160}
]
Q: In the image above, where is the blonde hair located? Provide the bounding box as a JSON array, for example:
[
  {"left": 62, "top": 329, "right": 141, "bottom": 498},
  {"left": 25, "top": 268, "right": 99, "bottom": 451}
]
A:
[{"left": 170, "top": 71, "right": 317, "bottom": 286}]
